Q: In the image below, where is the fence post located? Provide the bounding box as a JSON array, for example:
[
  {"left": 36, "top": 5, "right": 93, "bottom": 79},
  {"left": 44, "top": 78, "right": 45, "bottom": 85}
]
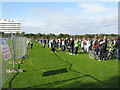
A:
[{"left": 11, "top": 33, "right": 16, "bottom": 70}]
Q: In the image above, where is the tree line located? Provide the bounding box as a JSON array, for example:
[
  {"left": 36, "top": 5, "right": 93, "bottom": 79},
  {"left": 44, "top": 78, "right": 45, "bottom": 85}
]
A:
[{"left": 0, "top": 31, "right": 118, "bottom": 39}]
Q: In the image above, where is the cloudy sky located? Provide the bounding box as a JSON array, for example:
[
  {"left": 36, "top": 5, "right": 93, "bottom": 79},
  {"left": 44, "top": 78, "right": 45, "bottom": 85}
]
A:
[{"left": 1, "top": 1, "right": 118, "bottom": 35}]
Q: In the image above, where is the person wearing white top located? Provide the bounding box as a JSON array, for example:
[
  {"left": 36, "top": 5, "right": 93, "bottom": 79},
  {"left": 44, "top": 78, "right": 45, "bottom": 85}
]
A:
[
  {"left": 86, "top": 38, "right": 91, "bottom": 52},
  {"left": 61, "top": 39, "right": 65, "bottom": 51},
  {"left": 62, "top": 40, "right": 65, "bottom": 45},
  {"left": 81, "top": 38, "right": 85, "bottom": 52},
  {"left": 49, "top": 39, "right": 52, "bottom": 48}
]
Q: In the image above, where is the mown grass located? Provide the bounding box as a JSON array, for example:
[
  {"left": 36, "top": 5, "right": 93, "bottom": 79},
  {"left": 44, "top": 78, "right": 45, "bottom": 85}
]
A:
[{"left": 2, "top": 42, "right": 119, "bottom": 88}]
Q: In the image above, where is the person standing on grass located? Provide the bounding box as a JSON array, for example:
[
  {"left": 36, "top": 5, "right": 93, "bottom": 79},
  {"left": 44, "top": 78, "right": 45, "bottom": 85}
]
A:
[
  {"left": 40, "top": 39, "right": 42, "bottom": 44},
  {"left": 27, "top": 40, "right": 30, "bottom": 46},
  {"left": 67, "top": 39, "right": 71, "bottom": 53},
  {"left": 55, "top": 39, "right": 58, "bottom": 49},
  {"left": 113, "top": 38, "right": 117, "bottom": 45},
  {"left": 81, "top": 38, "right": 85, "bottom": 52},
  {"left": 47, "top": 39, "right": 49, "bottom": 48},
  {"left": 50, "top": 39, "right": 57, "bottom": 53},
  {"left": 64, "top": 38, "right": 68, "bottom": 51},
  {"left": 83, "top": 38, "right": 87, "bottom": 52},
  {"left": 51, "top": 44, "right": 57, "bottom": 53},
  {"left": 115, "top": 36, "right": 120, "bottom": 61},
  {"left": 69, "top": 38, "right": 74, "bottom": 55},
  {"left": 61, "top": 38, "right": 65, "bottom": 51},
  {"left": 30, "top": 40, "right": 33, "bottom": 49},
  {"left": 43, "top": 39, "right": 47, "bottom": 48},
  {"left": 49, "top": 39, "right": 52, "bottom": 48},
  {"left": 93, "top": 35, "right": 99, "bottom": 56},
  {"left": 90, "top": 38, "right": 93, "bottom": 51},
  {"left": 103, "top": 36, "right": 108, "bottom": 52},
  {"left": 74, "top": 39, "right": 79, "bottom": 55},
  {"left": 60, "top": 39, "right": 62, "bottom": 50},
  {"left": 98, "top": 40, "right": 106, "bottom": 61},
  {"left": 56, "top": 39, "right": 60, "bottom": 49},
  {"left": 86, "top": 38, "right": 91, "bottom": 53},
  {"left": 53, "top": 39, "right": 56, "bottom": 48}
]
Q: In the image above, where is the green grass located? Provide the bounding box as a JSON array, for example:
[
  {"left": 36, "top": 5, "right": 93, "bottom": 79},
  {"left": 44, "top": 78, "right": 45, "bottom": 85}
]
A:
[{"left": 3, "top": 42, "right": 119, "bottom": 88}]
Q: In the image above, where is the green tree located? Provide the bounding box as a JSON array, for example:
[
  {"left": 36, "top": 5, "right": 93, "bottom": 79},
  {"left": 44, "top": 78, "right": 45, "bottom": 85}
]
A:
[
  {"left": 57, "top": 33, "right": 64, "bottom": 38},
  {"left": 36, "top": 33, "right": 43, "bottom": 38}
]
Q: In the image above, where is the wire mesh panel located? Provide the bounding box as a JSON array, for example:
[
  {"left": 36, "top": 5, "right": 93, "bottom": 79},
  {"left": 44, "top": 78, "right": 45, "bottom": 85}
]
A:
[
  {"left": 0, "top": 34, "right": 27, "bottom": 88},
  {"left": 15, "top": 36, "right": 20, "bottom": 61},
  {"left": 0, "top": 34, "right": 2, "bottom": 89},
  {"left": 1, "top": 35, "right": 13, "bottom": 88},
  {"left": 19, "top": 37, "right": 27, "bottom": 58},
  {"left": 21, "top": 37, "right": 27, "bottom": 57},
  {"left": 13, "top": 36, "right": 27, "bottom": 62}
]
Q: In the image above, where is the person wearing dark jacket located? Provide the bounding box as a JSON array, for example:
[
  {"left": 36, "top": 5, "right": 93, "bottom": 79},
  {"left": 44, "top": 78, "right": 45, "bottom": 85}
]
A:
[
  {"left": 43, "top": 39, "right": 46, "bottom": 48},
  {"left": 69, "top": 38, "right": 74, "bottom": 55},
  {"left": 103, "top": 36, "right": 108, "bottom": 52},
  {"left": 115, "top": 36, "right": 120, "bottom": 61},
  {"left": 99, "top": 41, "right": 106, "bottom": 61},
  {"left": 67, "top": 40, "right": 71, "bottom": 53},
  {"left": 50, "top": 39, "right": 57, "bottom": 53},
  {"left": 30, "top": 41, "right": 33, "bottom": 49}
]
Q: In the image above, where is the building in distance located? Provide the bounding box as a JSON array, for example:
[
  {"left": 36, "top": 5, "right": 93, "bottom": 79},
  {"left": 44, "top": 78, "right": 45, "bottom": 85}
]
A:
[{"left": 0, "top": 19, "right": 21, "bottom": 33}]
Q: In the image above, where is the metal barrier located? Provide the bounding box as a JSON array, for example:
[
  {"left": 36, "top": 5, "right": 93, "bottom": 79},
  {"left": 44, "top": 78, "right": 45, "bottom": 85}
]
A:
[
  {"left": 0, "top": 34, "right": 2, "bottom": 89},
  {"left": 0, "top": 33, "right": 27, "bottom": 89}
]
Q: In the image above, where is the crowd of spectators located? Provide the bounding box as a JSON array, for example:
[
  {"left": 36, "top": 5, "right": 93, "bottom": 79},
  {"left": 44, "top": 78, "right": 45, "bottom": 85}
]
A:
[{"left": 36, "top": 35, "right": 120, "bottom": 61}]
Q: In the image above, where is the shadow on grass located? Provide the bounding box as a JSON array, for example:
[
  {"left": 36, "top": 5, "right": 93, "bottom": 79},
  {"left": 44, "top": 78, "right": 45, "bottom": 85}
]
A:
[
  {"left": 42, "top": 68, "right": 68, "bottom": 77},
  {"left": 66, "top": 75, "right": 119, "bottom": 88},
  {"left": 78, "top": 52, "right": 88, "bottom": 54},
  {"left": 26, "top": 75, "right": 86, "bottom": 88},
  {"left": 25, "top": 76, "right": 119, "bottom": 88},
  {"left": 104, "top": 76, "right": 119, "bottom": 88}
]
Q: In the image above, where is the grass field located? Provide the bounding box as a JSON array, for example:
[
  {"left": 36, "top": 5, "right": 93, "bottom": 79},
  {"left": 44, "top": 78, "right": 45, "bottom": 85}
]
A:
[{"left": 3, "top": 42, "right": 119, "bottom": 88}]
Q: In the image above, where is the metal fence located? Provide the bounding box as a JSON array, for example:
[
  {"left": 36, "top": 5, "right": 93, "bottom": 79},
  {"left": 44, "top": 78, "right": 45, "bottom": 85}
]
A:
[
  {"left": 0, "top": 34, "right": 27, "bottom": 89},
  {"left": 0, "top": 34, "right": 2, "bottom": 89}
]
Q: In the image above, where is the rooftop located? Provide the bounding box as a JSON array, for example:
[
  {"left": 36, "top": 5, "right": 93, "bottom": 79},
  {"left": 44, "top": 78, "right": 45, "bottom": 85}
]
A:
[{"left": 0, "top": 19, "right": 21, "bottom": 23}]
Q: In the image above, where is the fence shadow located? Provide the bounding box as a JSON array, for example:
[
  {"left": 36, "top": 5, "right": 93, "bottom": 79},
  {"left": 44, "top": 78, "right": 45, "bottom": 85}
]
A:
[
  {"left": 42, "top": 68, "right": 68, "bottom": 77},
  {"left": 26, "top": 75, "right": 86, "bottom": 88},
  {"left": 25, "top": 76, "right": 119, "bottom": 88}
]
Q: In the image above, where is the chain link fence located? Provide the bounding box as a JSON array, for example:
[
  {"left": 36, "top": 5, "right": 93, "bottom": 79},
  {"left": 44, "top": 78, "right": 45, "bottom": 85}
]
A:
[{"left": 0, "top": 33, "right": 27, "bottom": 89}]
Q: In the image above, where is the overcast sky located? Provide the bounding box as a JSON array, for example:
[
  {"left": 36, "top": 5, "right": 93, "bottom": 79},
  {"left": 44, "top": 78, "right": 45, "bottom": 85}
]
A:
[{"left": 1, "top": 1, "right": 118, "bottom": 35}]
